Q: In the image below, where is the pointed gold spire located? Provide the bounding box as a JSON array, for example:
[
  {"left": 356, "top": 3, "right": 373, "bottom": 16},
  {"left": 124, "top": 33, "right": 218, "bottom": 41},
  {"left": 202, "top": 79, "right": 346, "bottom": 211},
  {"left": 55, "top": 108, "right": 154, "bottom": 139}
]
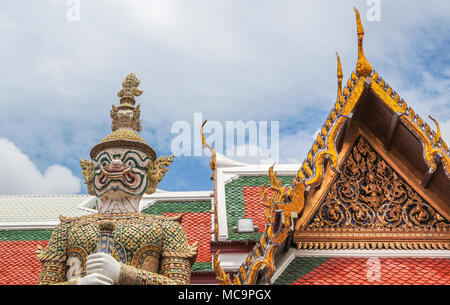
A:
[
  {"left": 336, "top": 52, "right": 343, "bottom": 96},
  {"left": 335, "top": 52, "right": 344, "bottom": 111},
  {"left": 354, "top": 7, "right": 372, "bottom": 77},
  {"left": 429, "top": 115, "right": 442, "bottom": 146}
]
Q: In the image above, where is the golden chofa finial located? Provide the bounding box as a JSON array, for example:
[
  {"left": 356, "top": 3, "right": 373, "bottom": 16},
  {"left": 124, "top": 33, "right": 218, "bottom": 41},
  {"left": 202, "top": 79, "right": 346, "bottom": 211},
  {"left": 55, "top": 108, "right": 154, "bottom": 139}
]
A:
[
  {"left": 354, "top": 7, "right": 373, "bottom": 77},
  {"left": 117, "top": 73, "right": 143, "bottom": 105},
  {"left": 336, "top": 52, "right": 343, "bottom": 95},
  {"left": 335, "top": 52, "right": 344, "bottom": 111},
  {"left": 429, "top": 115, "right": 442, "bottom": 146}
]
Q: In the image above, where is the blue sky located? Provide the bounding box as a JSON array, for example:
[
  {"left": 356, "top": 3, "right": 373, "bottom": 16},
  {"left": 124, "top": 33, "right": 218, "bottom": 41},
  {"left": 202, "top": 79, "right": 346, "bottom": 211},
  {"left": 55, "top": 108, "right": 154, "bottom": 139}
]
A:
[{"left": 0, "top": 0, "right": 448, "bottom": 195}]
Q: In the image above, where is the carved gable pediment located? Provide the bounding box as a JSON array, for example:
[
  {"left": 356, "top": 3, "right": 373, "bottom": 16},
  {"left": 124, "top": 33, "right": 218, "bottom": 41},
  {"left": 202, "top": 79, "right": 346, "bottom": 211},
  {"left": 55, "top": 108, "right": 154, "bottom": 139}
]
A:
[{"left": 294, "top": 136, "right": 450, "bottom": 250}]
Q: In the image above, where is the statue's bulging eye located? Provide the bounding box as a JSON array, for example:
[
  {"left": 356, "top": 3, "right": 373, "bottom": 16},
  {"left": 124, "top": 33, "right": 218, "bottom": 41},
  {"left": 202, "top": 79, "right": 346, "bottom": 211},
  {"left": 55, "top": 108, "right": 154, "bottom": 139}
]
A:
[
  {"left": 127, "top": 160, "right": 134, "bottom": 167},
  {"left": 102, "top": 161, "right": 108, "bottom": 167}
]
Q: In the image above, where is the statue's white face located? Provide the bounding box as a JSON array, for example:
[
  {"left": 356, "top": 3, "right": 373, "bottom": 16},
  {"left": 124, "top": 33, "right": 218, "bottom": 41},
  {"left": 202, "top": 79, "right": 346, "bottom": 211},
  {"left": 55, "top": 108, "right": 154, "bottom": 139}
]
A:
[{"left": 92, "top": 147, "right": 151, "bottom": 199}]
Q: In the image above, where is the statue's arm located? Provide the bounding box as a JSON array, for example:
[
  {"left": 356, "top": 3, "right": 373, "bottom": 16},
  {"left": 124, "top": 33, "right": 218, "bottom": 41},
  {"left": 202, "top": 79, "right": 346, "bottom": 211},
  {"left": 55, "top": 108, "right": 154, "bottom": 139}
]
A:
[
  {"left": 118, "top": 220, "right": 197, "bottom": 285},
  {"left": 118, "top": 256, "right": 191, "bottom": 285}
]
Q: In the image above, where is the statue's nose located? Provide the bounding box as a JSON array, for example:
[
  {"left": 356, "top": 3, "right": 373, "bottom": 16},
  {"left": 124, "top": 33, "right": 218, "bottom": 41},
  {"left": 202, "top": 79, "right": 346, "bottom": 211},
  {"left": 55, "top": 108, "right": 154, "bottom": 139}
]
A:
[{"left": 111, "top": 159, "right": 123, "bottom": 168}]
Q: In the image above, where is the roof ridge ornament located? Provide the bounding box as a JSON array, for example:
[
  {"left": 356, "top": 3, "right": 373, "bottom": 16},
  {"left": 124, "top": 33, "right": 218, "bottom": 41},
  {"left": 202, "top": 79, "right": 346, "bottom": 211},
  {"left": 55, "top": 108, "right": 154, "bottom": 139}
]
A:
[
  {"left": 354, "top": 7, "right": 373, "bottom": 77},
  {"left": 428, "top": 116, "right": 442, "bottom": 146},
  {"left": 335, "top": 52, "right": 345, "bottom": 110}
]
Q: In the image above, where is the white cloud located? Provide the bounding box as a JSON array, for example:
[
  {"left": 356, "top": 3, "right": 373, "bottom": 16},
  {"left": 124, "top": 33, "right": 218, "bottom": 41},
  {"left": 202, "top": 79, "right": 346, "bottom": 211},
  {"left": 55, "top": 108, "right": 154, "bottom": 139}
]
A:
[
  {"left": 0, "top": 1, "right": 448, "bottom": 191},
  {"left": 0, "top": 138, "right": 81, "bottom": 195}
]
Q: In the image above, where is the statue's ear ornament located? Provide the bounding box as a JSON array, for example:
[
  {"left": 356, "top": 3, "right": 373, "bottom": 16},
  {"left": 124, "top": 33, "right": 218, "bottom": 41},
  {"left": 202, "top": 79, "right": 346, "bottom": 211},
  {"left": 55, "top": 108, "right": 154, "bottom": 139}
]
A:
[
  {"left": 146, "top": 155, "right": 175, "bottom": 195},
  {"left": 80, "top": 159, "right": 95, "bottom": 195}
]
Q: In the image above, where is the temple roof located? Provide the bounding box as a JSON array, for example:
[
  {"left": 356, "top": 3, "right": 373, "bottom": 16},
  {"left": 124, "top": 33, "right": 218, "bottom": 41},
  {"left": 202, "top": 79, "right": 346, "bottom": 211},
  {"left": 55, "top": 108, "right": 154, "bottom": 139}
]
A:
[
  {"left": 0, "top": 195, "right": 96, "bottom": 228},
  {"left": 213, "top": 7, "right": 450, "bottom": 285}
]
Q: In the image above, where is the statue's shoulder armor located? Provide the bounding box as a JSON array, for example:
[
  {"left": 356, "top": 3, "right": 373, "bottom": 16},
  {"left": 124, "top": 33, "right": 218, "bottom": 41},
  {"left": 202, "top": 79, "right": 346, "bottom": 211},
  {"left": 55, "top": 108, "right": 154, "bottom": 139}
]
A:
[{"left": 59, "top": 215, "right": 83, "bottom": 223}]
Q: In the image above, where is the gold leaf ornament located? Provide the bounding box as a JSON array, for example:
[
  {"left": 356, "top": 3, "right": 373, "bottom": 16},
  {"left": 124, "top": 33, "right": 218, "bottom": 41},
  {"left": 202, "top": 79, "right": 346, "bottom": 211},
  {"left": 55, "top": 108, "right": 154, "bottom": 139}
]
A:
[
  {"left": 146, "top": 155, "right": 175, "bottom": 194},
  {"left": 80, "top": 159, "right": 95, "bottom": 195}
]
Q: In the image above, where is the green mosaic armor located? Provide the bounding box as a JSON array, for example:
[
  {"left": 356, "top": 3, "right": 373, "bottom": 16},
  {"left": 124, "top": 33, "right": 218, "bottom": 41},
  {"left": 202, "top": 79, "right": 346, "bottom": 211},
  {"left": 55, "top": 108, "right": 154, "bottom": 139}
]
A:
[{"left": 37, "top": 213, "right": 197, "bottom": 285}]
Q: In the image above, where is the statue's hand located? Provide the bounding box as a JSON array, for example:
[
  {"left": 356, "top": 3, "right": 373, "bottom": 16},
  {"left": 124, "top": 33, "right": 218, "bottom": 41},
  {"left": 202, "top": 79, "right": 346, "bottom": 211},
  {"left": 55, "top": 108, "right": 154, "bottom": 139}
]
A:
[
  {"left": 77, "top": 273, "right": 114, "bottom": 285},
  {"left": 85, "top": 252, "right": 121, "bottom": 284}
]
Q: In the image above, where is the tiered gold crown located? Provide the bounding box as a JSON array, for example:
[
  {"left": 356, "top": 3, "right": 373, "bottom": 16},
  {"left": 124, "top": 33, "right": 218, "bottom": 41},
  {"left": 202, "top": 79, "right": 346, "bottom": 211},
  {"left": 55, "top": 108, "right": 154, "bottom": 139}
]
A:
[{"left": 90, "top": 73, "right": 156, "bottom": 160}]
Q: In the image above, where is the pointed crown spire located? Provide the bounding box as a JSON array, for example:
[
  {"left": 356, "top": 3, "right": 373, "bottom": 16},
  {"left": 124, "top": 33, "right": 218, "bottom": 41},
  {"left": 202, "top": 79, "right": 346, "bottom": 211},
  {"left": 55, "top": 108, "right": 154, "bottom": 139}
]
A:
[
  {"left": 90, "top": 73, "right": 155, "bottom": 160},
  {"left": 335, "top": 52, "right": 345, "bottom": 109},
  {"left": 354, "top": 7, "right": 373, "bottom": 77},
  {"left": 117, "top": 73, "right": 143, "bottom": 105},
  {"left": 336, "top": 52, "right": 343, "bottom": 92}
]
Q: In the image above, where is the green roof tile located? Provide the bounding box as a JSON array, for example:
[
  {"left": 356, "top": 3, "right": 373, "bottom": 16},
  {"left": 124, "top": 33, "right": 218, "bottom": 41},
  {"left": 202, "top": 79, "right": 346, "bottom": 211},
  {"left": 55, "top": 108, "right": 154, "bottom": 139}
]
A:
[
  {"left": 142, "top": 200, "right": 211, "bottom": 215},
  {"left": 273, "top": 257, "right": 330, "bottom": 285},
  {"left": 191, "top": 262, "right": 212, "bottom": 271},
  {"left": 0, "top": 230, "right": 53, "bottom": 241}
]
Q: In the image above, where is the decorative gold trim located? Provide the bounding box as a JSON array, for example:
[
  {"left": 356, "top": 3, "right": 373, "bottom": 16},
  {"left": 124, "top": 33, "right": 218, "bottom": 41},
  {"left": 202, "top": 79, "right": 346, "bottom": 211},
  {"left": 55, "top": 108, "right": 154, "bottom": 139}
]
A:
[
  {"left": 90, "top": 134, "right": 156, "bottom": 160},
  {"left": 80, "top": 159, "right": 95, "bottom": 195},
  {"left": 295, "top": 57, "right": 366, "bottom": 188},
  {"left": 295, "top": 226, "right": 450, "bottom": 250},
  {"left": 296, "top": 241, "right": 450, "bottom": 250},
  {"left": 370, "top": 72, "right": 449, "bottom": 177}
]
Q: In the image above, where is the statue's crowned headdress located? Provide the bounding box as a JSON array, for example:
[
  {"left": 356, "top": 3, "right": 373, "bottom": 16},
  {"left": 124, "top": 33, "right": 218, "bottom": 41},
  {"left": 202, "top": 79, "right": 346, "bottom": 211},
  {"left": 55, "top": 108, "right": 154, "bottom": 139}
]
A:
[{"left": 80, "top": 73, "right": 173, "bottom": 198}]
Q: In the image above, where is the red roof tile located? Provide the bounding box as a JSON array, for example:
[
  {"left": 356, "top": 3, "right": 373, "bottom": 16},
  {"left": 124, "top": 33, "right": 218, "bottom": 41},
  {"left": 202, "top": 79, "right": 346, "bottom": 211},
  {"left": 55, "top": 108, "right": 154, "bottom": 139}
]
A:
[
  {"left": 0, "top": 240, "right": 48, "bottom": 285},
  {"left": 292, "top": 257, "right": 450, "bottom": 285}
]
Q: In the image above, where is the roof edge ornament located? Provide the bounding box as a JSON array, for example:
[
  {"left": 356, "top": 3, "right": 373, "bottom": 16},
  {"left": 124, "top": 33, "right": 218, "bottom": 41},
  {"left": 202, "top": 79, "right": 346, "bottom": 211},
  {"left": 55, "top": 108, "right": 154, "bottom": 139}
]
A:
[
  {"left": 335, "top": 52, "right": 345, "bottom": 111},
  {"left": 428, "top": 116, "right": 442, "bottom": 147},
  {"left": 354, "top": 7, "right": 373, "bottom": 77}
]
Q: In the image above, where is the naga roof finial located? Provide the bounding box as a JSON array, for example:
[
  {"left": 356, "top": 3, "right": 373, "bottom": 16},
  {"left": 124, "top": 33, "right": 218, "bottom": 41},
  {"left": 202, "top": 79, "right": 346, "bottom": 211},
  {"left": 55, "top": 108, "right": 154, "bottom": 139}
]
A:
[
  {"left": 336, "top": 52, "right": 344, "bottom": 97},
  {"left": 354, "top": 7, "right": 373, "bottom": 77}
]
